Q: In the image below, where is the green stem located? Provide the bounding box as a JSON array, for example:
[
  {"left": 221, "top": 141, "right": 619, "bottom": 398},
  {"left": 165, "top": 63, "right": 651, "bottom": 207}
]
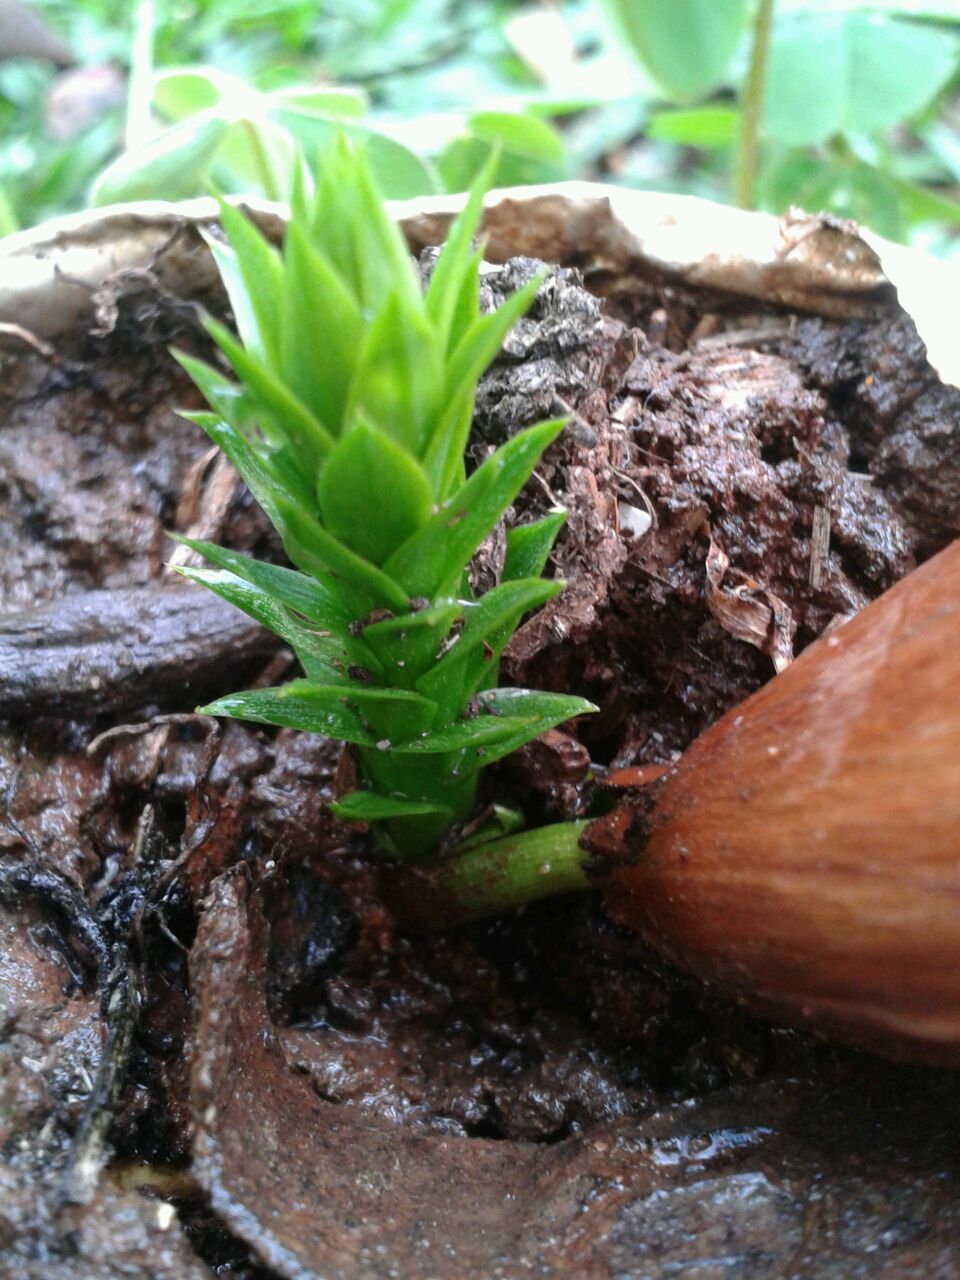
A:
[
  {"left": 359, "top": 748, "right": 479, "bottom": 862},
  {"left": 386, "top": 820, "right": 591, "bottom": 927},
  {"left": 734, "top": 0, "right": 776, "bottom": 210}
]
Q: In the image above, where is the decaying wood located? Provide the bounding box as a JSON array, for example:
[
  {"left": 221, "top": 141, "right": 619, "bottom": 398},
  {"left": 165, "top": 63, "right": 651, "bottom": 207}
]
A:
[{"left": 0, "top": 585, "right": 278, "bottom": 715}]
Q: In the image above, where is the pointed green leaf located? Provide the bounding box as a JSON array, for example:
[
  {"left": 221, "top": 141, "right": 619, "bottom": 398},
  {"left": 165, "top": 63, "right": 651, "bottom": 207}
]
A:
[
  {"left": 331, "top": 791, "right": 452, "bottom": 822},
  {"left": 417, "top": 578, "right": 563, "bottom": 717},
  {"left": 389, "top": 714, "right": 538, "bottom": 755},
  {"left": 289, "top": 148, "right": 314, "bottom": 223},
  {"left": 443, "top": 274, "right": 545, "bottom": 407},
  {"left": 173, "top": 352, "right": 311, "bottom": 501},
  {"left": 461, "top": 689, "right": 598, "bottom": 773},
  {"left": 204, "top": 316, "right": 335, "bottom": 465},
  {"left": 328, "top": 683, "right": 438, "bottom": 741},
  {"left": 316, "top": 417, "right": 433, "bottom": 567},
  {"left": 350, "top": 142, "right": 424, "bottom": 310},
  {"left": 174, "top": 405, "right": 288, "bottom": 530},
  {"left": 426, "top": 392, "right": 474, "bottom": 499},
  {"left": 309, "top": 138, "right": 363, "bottom": 300},
  {"left": 424, "top": 148, "right": 497, "bottom": 351},
  {"left": 361, "top": 602, "right": 463, "bottom": 686},
  {"left": 347, "top": 292, "right": 443, "bottom": 458},
  {"left": 280, "top": 222, "right": 362, "bottom": 435},
  {"left": 451, "top": 803, "right": 525, "bottom": 851},
  {"left": 201, "top": 680, "right": 437, "bottom": 744},
  {"left": 385, "top": 418, "right": 567, "bottom": 600},
  {"left": 475, "top": 687, "right": 597, "bottom": 722},
  {"left": 172, "top": 564, "right": 349, "bottom": 683},
  {"left": 199, "top": 682, "right": 377, "bottom": 743},
  {"left": 310, "top": 135, "right": 421, "bottom": 312},
  {"left": 445, "top": 245, "right": 486, "bottom": 360},
  {"left": 503, "top": 511, "right": 566, "bottom": 581},
  {"left": 168, "top": 535, "right": 351, "bottom": 631},
  {"left": 275, "top": 493, "right": 411, "bottom": 617},
  {"left": 208, "top": 200, "right": 284, "bottom": 368},
  {"left": 173, "top": 349, "right": 255, "bottom": 431},
  {"left": 425, "top": 273, "right": 546, "bottom": 495}
]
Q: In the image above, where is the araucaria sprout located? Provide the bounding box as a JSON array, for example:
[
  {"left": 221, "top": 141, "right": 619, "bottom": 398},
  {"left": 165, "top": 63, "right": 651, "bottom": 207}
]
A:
[{"left": 173, "top": 140, "right": 595, "bottom": 862}]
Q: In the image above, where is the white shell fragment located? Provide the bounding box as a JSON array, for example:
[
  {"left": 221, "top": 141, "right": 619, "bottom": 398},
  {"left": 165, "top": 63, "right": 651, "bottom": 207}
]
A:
[{"left": 617, "top": 502, "right": 652, "bottom": 541}]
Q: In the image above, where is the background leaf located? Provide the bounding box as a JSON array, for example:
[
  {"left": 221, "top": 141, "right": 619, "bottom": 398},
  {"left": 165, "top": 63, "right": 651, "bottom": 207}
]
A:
[
  {"left": 267, "top": 85, "right": 366, "bottom": 120},
  {"left": 90, "top": 111, "right": 228, "bottom": 204},
  {"left": 761, "top": 154, "right": 903, "bottom": 237},
  {"left": 153, "top": 68, "right": 235, "bottom": 121},
  {"left": 598, "top": 0, "right": 750, "bottom": 102},
  {"left": 893, "top": 174, "right": 960, "bottom": 228},
  {"left": 466, "top": 111, "right": 566, "bottom": 164},
  {"left": 214, "top": 116, "right": 293, "bottom": 201},
  {"left": 437, "top": 136, "right": 566, "bottom": 193},
  {"left": 764, "top": 13, "right": 960, "bottom": 147},
  {"left": 647, "top": 107, "right": 739, "bottom": 149}
]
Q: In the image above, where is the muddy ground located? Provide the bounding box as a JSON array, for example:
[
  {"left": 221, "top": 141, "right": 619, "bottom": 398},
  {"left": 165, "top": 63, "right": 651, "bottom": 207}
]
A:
[{"left": 1, "top": 248, "right": 959, "bottom": 1278}]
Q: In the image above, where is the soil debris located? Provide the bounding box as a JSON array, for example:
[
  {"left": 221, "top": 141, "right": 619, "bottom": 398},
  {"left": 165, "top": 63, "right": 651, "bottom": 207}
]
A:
[
  {"left": 1, "top": 250, "right": 959, "bottom": 1277},
  {"left": 188, "top": 864, "right": 960, "bottom": 1280}
]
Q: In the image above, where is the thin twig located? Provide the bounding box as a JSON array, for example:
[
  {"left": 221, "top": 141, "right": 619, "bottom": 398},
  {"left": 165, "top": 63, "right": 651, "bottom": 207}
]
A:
[
  {"left": 59, "top": 947, "right": 138, "bottom": 1205},
  {"left": 0, "top": 322, "right": 58, "bottom": 360}
]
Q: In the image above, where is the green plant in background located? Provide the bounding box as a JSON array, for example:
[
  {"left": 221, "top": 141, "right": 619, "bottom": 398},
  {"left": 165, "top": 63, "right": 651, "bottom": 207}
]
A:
[
  {"left": 5, "top": 0, "right": 960, "bottom": 253},
  {"left": 0, "top": 0, "right": 575, "bottom": 227},
  {"left": 88, "top": 50, "right": 573, "bottom": 204},
  {"left": 172, "top": 139, "right": 595, "bottom": 861},
  {"left": 599, "top": 0, "right": 960, "bottom": 243},
  {"left": 90, "top": 68, "right": 437, "bottom": 204}
]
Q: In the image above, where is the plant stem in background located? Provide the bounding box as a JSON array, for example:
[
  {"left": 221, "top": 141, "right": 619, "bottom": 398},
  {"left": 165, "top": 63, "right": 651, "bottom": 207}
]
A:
[
  {"left": 733, "top": 0, "right": 775, "bottom": 209},
  {"left": 125, "top": 0, "right": 156, "bottom": 153},
  {"left": 387, "top": 821, "right": 592, "bottom": 927}
]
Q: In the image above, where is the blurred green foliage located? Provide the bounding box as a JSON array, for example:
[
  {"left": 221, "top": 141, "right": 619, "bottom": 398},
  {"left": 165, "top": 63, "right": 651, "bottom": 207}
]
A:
[{"left": 1, "top": 0, "right": 959, "bottom": 254}]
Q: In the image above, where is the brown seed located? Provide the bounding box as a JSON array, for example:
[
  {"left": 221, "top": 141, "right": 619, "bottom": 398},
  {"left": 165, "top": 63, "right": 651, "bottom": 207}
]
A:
[{"left": 604, "top": 539, "right": 960, "bottom": 1065}]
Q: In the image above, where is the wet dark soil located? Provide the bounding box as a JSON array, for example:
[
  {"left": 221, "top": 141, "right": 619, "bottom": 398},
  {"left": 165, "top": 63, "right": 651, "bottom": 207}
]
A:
[{"left": 1, "top": 252, "right": 959, "bottom": 1278}]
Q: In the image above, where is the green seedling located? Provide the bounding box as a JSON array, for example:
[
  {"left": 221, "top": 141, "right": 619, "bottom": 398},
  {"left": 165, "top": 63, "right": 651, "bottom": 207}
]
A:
[{"left": 173, "top": 137, "right": 595, "bottom": 863}]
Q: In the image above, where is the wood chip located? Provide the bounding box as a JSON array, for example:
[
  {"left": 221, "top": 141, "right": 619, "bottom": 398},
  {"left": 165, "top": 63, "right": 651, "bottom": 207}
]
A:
[{"left": 704, "top": 536, "right": 796, "bottom": 673}]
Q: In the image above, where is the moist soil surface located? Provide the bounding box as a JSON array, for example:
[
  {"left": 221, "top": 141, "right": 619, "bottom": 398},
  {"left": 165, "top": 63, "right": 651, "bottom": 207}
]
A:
[{"left": 1, "top": 251, "right": 959, "bottom": 1279}]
